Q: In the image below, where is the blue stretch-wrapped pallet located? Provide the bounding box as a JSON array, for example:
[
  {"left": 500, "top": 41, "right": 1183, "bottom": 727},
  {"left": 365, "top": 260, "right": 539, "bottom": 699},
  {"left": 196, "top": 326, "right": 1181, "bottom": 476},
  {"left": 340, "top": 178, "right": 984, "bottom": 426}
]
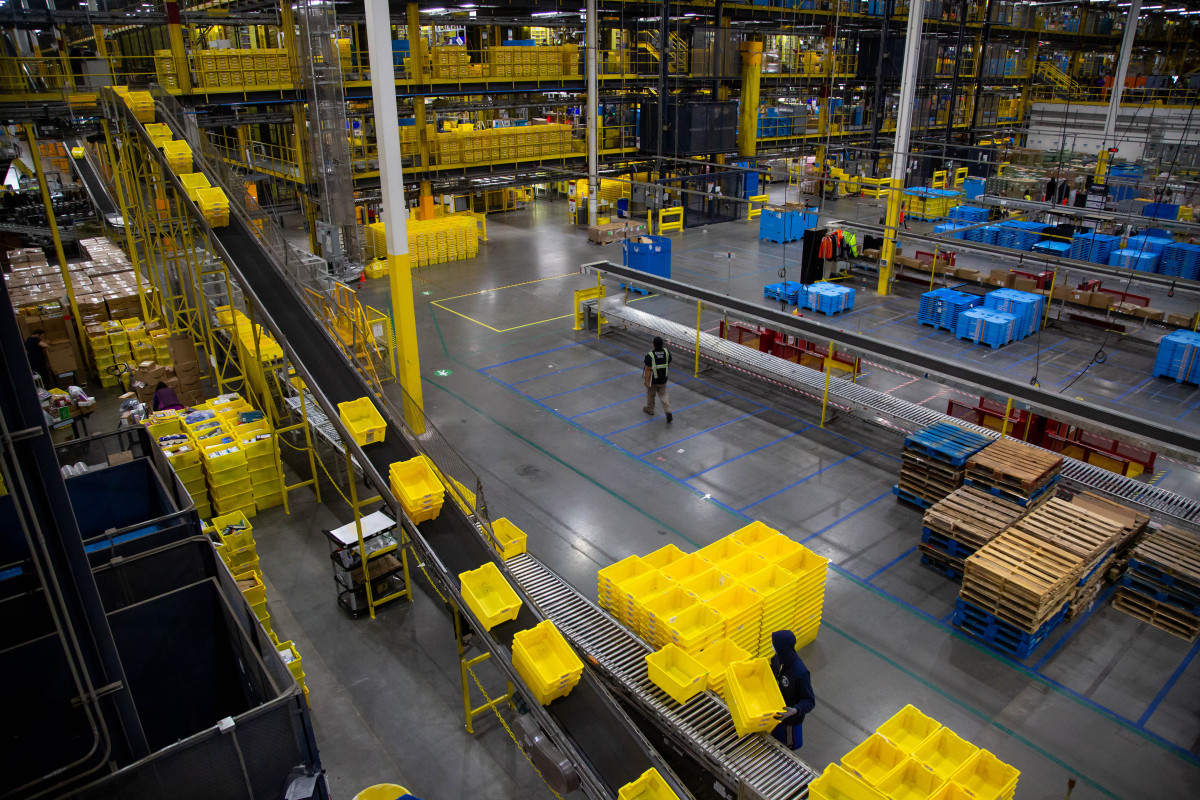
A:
[
  {"left": 623, "top": 235, "right": 671, "bottom": 278},
  {"left": 949, "top": 205, "right": 989, "bottom": 224},
  {"left": 1125, "top": 234, "right": 1174, "bottom": 256},
  {"left": 1109, "top": 248, "right": 1159, "bottom": 272},
  {"left": 1032, "top": 240, "right": 1072, "bottom": 258},
  {"left": 1153, "top": 330, "right": 1200, "bottom": 385},
  {"left": 933, "top": 223, "right": 967, "bottom": 239},
  {"left": 904, "top": 422, "right": 992, "bottom": 467},
  {"left": 1142, "top": 203, "right": 1180, "bottom": 220},
  {"left": 956, "top": 307, "right": 1016, "bottom": 348},
  {"left": 1160, "top": 242, "right": 1200, "bottom": 280},
  {"left": 758, "top": 206, "right": 817, "bottom": 244},
  {"left": 808, "top": 284, "right": 855, "bottom": 315},
  {"left": 1069, "top": 232, "right": 1121, "bottom": 264},
  {"left": 953, "top": 598, "right": 1068, "bottom": 660},
  {"left": 984, "top": 288, "right": 1044, "bottom": 340},
  {"left": 764, "top": 281, "right": 804, "bottom": 305},
  {"left": 918, "top": 288, "right": 982, "bottom": 330}
]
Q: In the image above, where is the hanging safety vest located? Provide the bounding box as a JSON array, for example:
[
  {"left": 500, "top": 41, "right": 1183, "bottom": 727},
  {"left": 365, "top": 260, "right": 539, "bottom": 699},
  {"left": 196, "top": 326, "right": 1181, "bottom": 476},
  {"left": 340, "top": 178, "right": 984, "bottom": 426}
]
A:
[
  {"left": 648, "top": 349, "right": 670, "bottom": 381},
  {"left": 845, "top": 231, "right": 858, "bottom": 257}
]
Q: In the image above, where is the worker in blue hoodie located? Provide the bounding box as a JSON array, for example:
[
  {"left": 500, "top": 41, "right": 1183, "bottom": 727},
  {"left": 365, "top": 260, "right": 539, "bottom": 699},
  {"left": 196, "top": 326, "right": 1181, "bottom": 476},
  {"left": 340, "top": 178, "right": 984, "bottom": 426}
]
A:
[{"left": 770, "top": 630, "right": 815, "bottom": 749}]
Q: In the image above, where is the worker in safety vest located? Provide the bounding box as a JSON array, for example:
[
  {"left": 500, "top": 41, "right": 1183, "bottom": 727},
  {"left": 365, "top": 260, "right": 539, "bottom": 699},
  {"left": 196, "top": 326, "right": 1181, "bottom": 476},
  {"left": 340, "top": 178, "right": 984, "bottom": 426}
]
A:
[{"left": 642, "top": 336, "right": 673, "bottom": 423}]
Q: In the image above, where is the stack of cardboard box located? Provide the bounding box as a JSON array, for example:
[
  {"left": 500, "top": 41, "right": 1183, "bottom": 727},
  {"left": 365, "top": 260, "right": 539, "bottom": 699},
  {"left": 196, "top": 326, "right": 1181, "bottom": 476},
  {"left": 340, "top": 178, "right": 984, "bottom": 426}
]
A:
[
  {"left": 169, "top": 334, "right": 204, "bottom": 406},
  {"left": 587, "top": 219, "right": 648, "bottom": 245},
  {"left": 14, "top": 305, "right": 81, "bottom": 385}
]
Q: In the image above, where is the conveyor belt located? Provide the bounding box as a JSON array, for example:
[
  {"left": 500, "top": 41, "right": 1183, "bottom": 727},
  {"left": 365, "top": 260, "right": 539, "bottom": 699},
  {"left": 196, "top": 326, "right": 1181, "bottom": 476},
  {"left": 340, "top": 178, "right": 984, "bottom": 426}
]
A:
[
  {"left": 67, "top": 139, "right": 122, "bottom": 227},
  {"left": 506, "top": 553, "right": 817, "bottom": 800},
  {"left": 598, "top": 300, "right": 1200, "bottom": 527},
  {"left": 118, "top": 92, "right": 695, "bottom": 800}
]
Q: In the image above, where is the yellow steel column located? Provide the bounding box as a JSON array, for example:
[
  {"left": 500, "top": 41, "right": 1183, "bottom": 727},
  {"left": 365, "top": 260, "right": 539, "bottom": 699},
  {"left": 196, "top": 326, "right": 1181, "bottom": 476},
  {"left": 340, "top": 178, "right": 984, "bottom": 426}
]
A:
[
  {"left": 413, "top": 99, "right": 430, "bottom": 168},
  {"left": 407, "top": 3, "right": 425, "bottom": 79},
  {"left": 736, "top": 41, "right": 763, "bottom": 158},
  {"left": 101, "top": 119, "right": 151, "bottom": 322},
  {"left": 165, "top": 1, "right": 193, "bottom": 93},
  {"left": 93, "top": 25, "right": 116, "bottom": 85},
  {"left": 25, "top": 124, "right": 85, "bottom": 349},
  {"left": 878, "top": 183, "right": 903, "bottom": 295}
]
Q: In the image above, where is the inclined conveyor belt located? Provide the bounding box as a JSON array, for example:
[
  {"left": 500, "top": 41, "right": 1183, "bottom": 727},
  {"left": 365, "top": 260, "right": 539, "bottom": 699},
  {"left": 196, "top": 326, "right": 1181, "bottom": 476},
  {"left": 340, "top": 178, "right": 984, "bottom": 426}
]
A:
[{"left": 67, "top": 138, "right": 122, "bottom": 225}]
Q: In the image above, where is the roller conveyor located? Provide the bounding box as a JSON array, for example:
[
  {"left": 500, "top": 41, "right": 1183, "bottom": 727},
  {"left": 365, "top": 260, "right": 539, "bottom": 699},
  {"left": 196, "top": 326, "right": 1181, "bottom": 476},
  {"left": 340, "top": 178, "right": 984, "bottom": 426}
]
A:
[
  {"left": 596, "top": 299, "right": 1200, "bottom": 527},
  {"left": 67, "top": 138, "right": 122, "bottom": 227},
  {"left": 506, "top": 553, "right": 817, "bottom": 800}
]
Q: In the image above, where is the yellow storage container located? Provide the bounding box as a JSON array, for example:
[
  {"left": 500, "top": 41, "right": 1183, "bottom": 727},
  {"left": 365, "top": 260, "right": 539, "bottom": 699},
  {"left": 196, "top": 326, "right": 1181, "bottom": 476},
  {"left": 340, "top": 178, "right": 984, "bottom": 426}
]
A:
[
  {"left": 196, "top": 186, "right": 230, "bottom": 227},
  {"left": 490, "top": 517, "right": 527, "bottom": 559},
  {"left": 276, "top": 640, "right": 304, "bottom": 682},
  {"left": 682, "top": 567, "right": 731, "bottom": 602},
  {"left": 697, "top": 537, "right": 751, "bottom": 566},
  {"left": 642, "top": 543, "right": 686, "bottom": 570},
  {"left": 214, "top": 510, "right": 253, "bottom": 541},
  {"left": 927, "top": 784, "right": 974, "bottom": 800},
  {"left": 655, "top": 603, "right": 724, "bottom": 653},
  {"left": 617, "top": 768, "right": 681, "bottom": 800},
  {"left": 235, "top": 569, "right": 266, "bottom": 606},
  {"left": 877, "top": 705, "right": 942, "bottom": 754},
  {"left": 912, "top": 728, "right": 979, "bottom": 781},
  {"left": 180, "top": 172, "right": 211, "bottom": 202},
  {"left": 511, "top": 620, "right": 583, "bottom": 705},
  {"left": 597, "top": 554, "right": 651, "bottom": 611},
  {"left": 730, "top": 520, "right": 785, "bottom": 549},
  {"left": 162, "top": 139, "right": 193, "bottom": 173},
  {"left": 660, "top": 552, "right": 711, "bottom": 583},
  {"left": 949, "top": 750, "right": 1018, "bottom": 800},
  {"left": 842, "top": 733, "right": 907, "bottom": 786},
  {"left": 720, "top": 550, "right": 770, "bottom": 582},
  {"left": 875, "top": 758, "right": 945, "bottom": 800},
  {"left": 725, "top": 658, "right": 787, "bottom": 738},
  {"left": 645, "top": 643, "right": 707, "bottom": 705},
  {"left": 621, "top": 570, "right": 677, "bottom": 635},
  {"left": 693, "top": 638, "right": 749, "bottom": 699},
  {"left": 808, "top": 763, "right": 888, "bottom": 800},
  {"left": 643, "top": 586, "right": 698, "bottom": 642},
  {"left": 338, "top": 396, "right": 387, "bottom": 446},
  {"left": 459, "top": 561, "right": 522, "bottom": 631},
  {"left": 389, "top": 455, "right": 444, "bottom": 509},
  {"left": 753, "top": 534, "right": 804, "bottom": 564}
]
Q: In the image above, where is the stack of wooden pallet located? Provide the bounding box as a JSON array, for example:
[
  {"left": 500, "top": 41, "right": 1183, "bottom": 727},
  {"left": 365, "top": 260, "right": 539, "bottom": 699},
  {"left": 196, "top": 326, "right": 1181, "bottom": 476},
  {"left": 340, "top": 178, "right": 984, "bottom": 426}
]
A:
[
  {"left": 964, "top": 438, "right": 1062, "bottom": 507},
  {"left": 919, "top": 486, "right": 1027, "bottom": 581},
  {"left": 1009, "top": 499, "right": 1124, "bottom": 618},
  {"left": 1113, "top": 526, "right": 1200, "bottom": 642},
  {"left": 955, "top": 527, "right": 1084, "bottom": 659},
  {"left": 893, "top": 423, "right": 993, "bottom": 510},
  {"left": 1068, "top": 491, "right": 1150, "bottom": 567}
]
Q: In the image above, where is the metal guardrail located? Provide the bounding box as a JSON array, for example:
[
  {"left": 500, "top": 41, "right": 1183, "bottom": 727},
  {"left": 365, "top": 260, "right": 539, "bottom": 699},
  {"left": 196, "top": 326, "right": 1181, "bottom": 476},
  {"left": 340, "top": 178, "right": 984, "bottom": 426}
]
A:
[
  {"left": 507, "top": 553, "right": 818, "bottom": 800},
  {"left": 595, "top": 299, "right": 1200, "bottom": 528}
]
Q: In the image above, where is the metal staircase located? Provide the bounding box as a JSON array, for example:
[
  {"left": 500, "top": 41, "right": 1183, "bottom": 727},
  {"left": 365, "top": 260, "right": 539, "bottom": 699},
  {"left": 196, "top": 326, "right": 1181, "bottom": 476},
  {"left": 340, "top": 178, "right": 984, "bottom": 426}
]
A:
[{"left": 1035, "top": 62, "right": 1085, "bottom": 100}]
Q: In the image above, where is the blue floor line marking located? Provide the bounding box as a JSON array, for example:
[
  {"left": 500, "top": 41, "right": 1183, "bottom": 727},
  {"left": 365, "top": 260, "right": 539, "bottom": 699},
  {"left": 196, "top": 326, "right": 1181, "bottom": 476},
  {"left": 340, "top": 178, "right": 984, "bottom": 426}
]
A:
[
  {"left": 478, "top": 341, "right": 582, "bottom": 371},
  {"left": 1114, "top": 376, "right": 1154, "bottom": 403},
  {"left": 601, "top": 392, "right": 732, "bottom": 438},
  {"left": 510, "top": 356, "right": 612, "bottom": 385},
  {"left": 682, "top": 426, "right": 812, "bottom": 481},
  {"left": 1031, "top": 585, "right": 1117, "bottom": 670},
  {"left": 639, "top": 411, "right": 760, "bottom": 456},
  {"left": 569, "top": 392, "right": 645, "bottom": 419},
  {"left": 739, "top": 450, "right": 864, "bottom": 512},
  {"left": 536, "top": 370, "right": 638, "bottom": 400},
  {"left": 865, "top": 545, "right": 919, "bottom": 583},
  {"left": 1138, "top": 636, "right": 1200, "bottom": 727},
  {"left": 800, "top": 492, "right": 892, "bottom": 543},
  {"left": 473, "top": 332, "right": 1200, "bottom": 761},
  {"left": 1002, "top": 341, "right": 1060, "bottom": 373}
]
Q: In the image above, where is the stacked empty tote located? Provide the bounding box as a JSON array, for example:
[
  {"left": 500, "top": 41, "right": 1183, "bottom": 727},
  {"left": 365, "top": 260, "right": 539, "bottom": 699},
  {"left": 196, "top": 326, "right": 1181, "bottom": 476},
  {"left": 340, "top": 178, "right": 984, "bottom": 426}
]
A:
[
  {"left": 955, "top": 307, "right": 1017, "bottom": 348},
  {"left": 1069, "top": 232, "right": 1121, "bottom": 264},
  {"left": 918, "top": 287, "right": 981, "bottom": 330},
  {"left": 983, "top": 288, "right": 1044, "bottom": 339},
  {"left": 807, "top": 284, "right": 855, "bottom": 315},
  {"left": 1153, "top": 330, "right": 1200, "bottom": 385},
  {"left": 390, "top": 455, "right": 445, "bottom": 523},
  {"left": 1159, "top": 242, "right": 1200, "bottom": 280}
]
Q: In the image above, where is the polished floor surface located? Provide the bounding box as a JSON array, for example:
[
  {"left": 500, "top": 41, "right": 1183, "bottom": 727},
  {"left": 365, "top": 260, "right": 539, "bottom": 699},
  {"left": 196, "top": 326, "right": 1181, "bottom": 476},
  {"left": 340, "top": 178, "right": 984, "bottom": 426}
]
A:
[{"left": 258, "top": 197, "right": 1200, "bottom": 800}]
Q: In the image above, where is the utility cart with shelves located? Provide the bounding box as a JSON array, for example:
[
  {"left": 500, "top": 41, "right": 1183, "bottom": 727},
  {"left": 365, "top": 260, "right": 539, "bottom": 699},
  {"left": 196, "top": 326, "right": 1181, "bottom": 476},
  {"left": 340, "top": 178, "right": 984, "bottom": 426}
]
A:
[{"left": 324, "top": 509, "right": 412, "bottom": 618}]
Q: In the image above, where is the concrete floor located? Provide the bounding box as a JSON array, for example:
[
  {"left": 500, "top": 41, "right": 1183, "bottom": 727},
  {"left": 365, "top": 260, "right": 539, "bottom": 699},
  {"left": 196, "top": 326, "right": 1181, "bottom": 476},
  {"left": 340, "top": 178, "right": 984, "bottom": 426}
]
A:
[{"left": 255, "top": 196, "right": 1200, "bottom": 799}]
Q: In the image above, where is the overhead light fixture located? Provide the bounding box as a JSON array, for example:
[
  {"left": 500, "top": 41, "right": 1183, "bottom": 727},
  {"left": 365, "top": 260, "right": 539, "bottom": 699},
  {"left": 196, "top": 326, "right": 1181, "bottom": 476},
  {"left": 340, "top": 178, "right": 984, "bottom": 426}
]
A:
[{"left": 532, "top": 10, "right": 564, "bottom": 16}]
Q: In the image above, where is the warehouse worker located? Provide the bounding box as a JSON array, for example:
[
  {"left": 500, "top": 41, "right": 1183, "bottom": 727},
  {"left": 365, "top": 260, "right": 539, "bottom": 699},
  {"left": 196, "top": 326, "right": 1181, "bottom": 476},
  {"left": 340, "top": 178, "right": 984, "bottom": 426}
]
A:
[
  {"left": 152, "top": 381, "right": 184, "bottom": 412},
  {"left": 771, "top": 630, "right": 815, "bottom": 750},
  {"left": 24, "top": 328, "right": 50, "bottom": 387},
  {"left": 642, "top": 336, "right": 673, "bottom": 423}
]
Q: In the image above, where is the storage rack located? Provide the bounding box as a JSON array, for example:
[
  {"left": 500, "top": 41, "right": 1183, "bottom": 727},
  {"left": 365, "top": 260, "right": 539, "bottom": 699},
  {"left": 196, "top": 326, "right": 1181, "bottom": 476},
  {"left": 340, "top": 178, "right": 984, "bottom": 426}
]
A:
[{"left": 324, "top": 508, "right": 412, "bottom": 618}]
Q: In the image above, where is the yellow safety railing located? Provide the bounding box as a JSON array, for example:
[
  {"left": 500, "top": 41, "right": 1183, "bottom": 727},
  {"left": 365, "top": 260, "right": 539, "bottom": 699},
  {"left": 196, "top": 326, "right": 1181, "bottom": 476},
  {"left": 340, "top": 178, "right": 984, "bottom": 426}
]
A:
[
  {"left": 747, "top": 194, "right": 769, "bottom": 221},
  {"left": 658, "top": 207, "right": 683, "bottom": 234}
]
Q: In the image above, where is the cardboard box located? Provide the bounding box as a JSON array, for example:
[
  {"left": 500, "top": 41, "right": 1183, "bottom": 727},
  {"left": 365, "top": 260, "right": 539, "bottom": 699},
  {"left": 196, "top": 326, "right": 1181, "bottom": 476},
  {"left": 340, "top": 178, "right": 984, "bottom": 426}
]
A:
[
  {"left": 167, "top": 335, "right": 199, "bottom": 367},
  {"left": 1012, "top": 277, "right": 1038, "bottom": 293},
  {"left": 989, "top": 269, "right": 1014, "bottom": 288},
  {"left": 107, "top": 451, "right": 134, "bottom": 467},
  {"left": 954, "top": 267, "right": 981, "bottom": 281},
  {"left": 1129, "top": 305, "right": 1165, "bottom": 322},
  {"left": 1166, "top": 312, "right": 1196, "bottom": 328},
  {"left": 862, "top": 248, "right": 880, "bottom": 261},
  {"left": 1088, "top": 292, "right": 1113, "bottom": 310},
  {"left": 46, "top": 343, "right": 78, "bottom": 376}
]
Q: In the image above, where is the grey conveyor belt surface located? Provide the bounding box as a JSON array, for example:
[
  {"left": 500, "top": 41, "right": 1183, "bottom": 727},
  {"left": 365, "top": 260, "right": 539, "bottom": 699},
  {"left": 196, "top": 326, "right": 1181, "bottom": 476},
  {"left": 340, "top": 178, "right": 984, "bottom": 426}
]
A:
[
  {"left": 67, "top": 139, "right": 119, "bottom": 218},
  {"left": 204, "top": 217, "right": 673, "bottom": 797}
]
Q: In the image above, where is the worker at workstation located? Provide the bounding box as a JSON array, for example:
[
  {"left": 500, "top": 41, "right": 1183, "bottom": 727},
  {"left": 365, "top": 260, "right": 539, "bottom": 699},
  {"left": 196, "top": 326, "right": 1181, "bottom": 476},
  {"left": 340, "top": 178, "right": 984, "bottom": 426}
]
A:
[{"left": 771, "top": 630, "right": 816, "bottom": 750}]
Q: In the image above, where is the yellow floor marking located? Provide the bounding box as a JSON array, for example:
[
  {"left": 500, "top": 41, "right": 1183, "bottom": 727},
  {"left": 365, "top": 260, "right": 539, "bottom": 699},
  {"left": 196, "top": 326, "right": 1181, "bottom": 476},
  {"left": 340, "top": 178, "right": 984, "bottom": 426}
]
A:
[{"left": 432, "top": 272, "right": 584, "bottom": 333}]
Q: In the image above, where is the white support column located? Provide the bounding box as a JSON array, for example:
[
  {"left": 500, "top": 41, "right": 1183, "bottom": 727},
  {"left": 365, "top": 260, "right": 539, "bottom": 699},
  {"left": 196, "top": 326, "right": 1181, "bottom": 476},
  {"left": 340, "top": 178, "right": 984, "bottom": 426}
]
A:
[
  {"left": 876, "top": 0, "right": 926, "bottom": 295},
  {"left": 1102, "top": 0, "right": 1141, "bottom": 149},
  {"left": 366, "top": 0, "right": 424, "bottom": 423},
  {"left": 586, "top": 0, "right": 599, "bottom": 228}
]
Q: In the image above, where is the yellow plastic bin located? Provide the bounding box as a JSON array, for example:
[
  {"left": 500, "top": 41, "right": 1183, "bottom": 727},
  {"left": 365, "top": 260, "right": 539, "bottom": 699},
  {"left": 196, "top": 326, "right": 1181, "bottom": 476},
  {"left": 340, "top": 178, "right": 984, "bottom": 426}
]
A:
[
  {"left": 353, "top": 785, "right": 410, "bottom": 800},
  {"left": 725, "top": 658, "right": 787, "bottom": 737},
  {"left": 720, "top": 550, "right": 770, "bottom": 583},
  {"left": 876, "top": 757, "right": 946, "bottom": 800},
  {"left": 697, "top": 536, "right": 750, "bottom": 567},
  {"left": 491, "top": 517, "right": 527, "bottom": 559},
  {"left": 642, "top": 543, "right": 687, "bottom": 570},
  {"left": 753, "top": 534, "right": 804, "bottom": 565},
  {"left": 693, "top": 638, "right": 749, "bottom": 699},
  {"left": 644, "top": 586, "right": 699, "bottom": 646},
  {"left": 877, "top": 705, "right": 943, "bottom": 754},
  {"left": 390, "top": 456, "right": 444, "bottom": 510},
  {"left": 658, "top": 603, "right": 724, "bottom": 653},
  {"left": 597, "top": 554, "right": 651, "bottom": 611},
  {"left": 682, "top": 567, "right": 732, "bottom": 602},
  {"left": 808, "top": 763, "right": 888, "bottom": 800},
  {"left": 459, "top": 562, "right": 522, "bottom": 630},
  {"left": 339, "top": 397, "right": 387, "bottom": 446},
  {"left": 645, "top": 643, "right": 708, "bottom": 705},
  {"left": 622, "top": 570, "right": 677, "bottom": 636},
  {"left": 949, "top": 750, "right": 1019, "bottom": 800},
  {"left": 913, "top": 728, "right": 980, "bottom": 781},
  {"left": 511, "top": 620, "right": 584, "bottom": 705},
  {"left": 842, "top": 733, "right": 907, "bottom": 786},
  {"left": 730, "top": 520, "right": 784, "bottom": 548},
  {"left": 660, "top": 552, "right": 712, "bottom": 583},
  {"left": 617, "top": 768, "right": 680, "bottom": 800},
  {"left": 927, "top": 783, "right": 975, "bottom": 800}
]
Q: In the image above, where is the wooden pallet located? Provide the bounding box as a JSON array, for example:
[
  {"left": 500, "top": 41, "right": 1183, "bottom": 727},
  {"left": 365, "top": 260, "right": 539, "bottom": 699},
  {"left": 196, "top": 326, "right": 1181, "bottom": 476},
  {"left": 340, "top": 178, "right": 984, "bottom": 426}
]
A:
[
  {"left": 1011, "top": 498, "right": 1124, "bottom": 564},
  {"left": 966, "top": 438, "right": 1063, "bottom": 493},
  {"left": 901, "top": 449, "right": 965, "bottom": 483},
  {"left": 1112, "top": 587, "right": 1200, "bottom": 642},
  {"left": 897, "top": 470, "right": 961, "bottom": 505},
  {"left": 1068, "top": 491, "right": 1149, "bottom": 556},
  {"left": 1069, "top": 551, "right": 1115, "bottom": 618},
  {"left": 924, "top": 486, "right": 1027, "bottom": 552},
  {"left": 962, "top": 528, "right": 1084, "bottom": 631},
  {"left": 1129, "top": 525, "right": 1200, "bottom": 589}
]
